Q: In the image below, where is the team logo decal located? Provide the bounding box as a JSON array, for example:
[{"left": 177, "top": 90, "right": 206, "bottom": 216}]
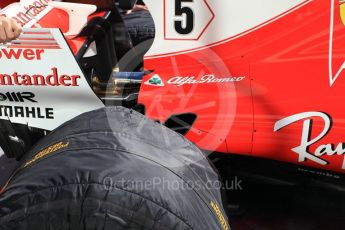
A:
[
  {"left": 340, "top": 0, "right": 345, "bottom": 25},
  {"left": 0, "top": 92, "right": 37, "bottom": 103},
  {"left": 167, "top": 75, "right": 245, "bottom": 86},
  {"left": 144, "top": 74, "right": 165, "bottom": 86},
  {"left": 0, "top": 28, "right": 104, "bottom": 131},
  {"left": 274, "top": 112, "right": 345, "bottom": 170},
  {"left": 329, "top": 0, "right": 345, "bottom": 86}
]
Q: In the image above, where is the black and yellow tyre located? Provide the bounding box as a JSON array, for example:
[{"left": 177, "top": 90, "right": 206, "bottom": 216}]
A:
[{"left": 0, "top": 107, "right": 230, "bottom": 230}]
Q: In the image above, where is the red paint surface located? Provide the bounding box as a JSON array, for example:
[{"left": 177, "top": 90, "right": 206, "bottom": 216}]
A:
[{"left": 141, "top": 0, "right": 345, "bottom": 173}]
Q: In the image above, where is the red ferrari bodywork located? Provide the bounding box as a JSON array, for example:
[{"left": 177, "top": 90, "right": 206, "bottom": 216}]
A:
[
  {"left": 2, "top": 0, "right": 345, "bottom": 175},
  {"left": 139, "top": 0, "right": 345, "bottom": 173}
]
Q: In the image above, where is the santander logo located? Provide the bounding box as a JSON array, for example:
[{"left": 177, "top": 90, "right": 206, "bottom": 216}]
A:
[{"left": 0, "top": 0, "right": 52, "bottom": 28}]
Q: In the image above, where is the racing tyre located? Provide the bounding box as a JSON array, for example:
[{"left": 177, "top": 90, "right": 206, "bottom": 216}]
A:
[{"left": 0, "top": 107, "right": 230, "bottom": 230}]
